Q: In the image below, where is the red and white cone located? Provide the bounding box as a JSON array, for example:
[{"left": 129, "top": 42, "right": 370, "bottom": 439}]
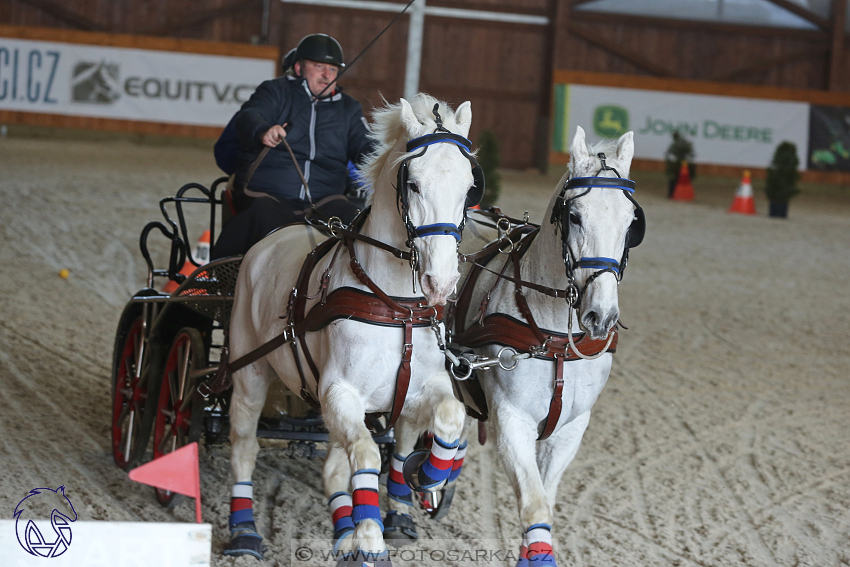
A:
[
  {"left": 728, "top": 170, "right": 756, "bottom": 215},
  {"left": 163, "top": 230, "right": 210, "bottom": 294},
  {"left": 671, "top": 161, "right": 695, "bottom": 201}
]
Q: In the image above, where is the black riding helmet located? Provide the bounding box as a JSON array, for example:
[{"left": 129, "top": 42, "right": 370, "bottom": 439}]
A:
[
  {"left": 281, "top": 48, "right": 297, "bottom": 73},
  {"left": 294, "top": 34, "right": 345, "bottom": 68}
]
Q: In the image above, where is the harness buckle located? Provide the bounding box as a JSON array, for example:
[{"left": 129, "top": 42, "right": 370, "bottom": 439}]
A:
[
  {"left": 327, "top": 216, "right": 344, "bottom": 238},
  {"left": 565, "top": 284, "right": 579, "bottom": 307},
  {"left": 497, "top": 234, "right": 515, "bottom": 254}
]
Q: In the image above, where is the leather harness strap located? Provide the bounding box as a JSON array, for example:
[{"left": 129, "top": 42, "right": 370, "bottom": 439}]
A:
[
  {"left": 216, "top": 217, "right": 441, "bottom": 433},
  {"left": 451, "top": 220, "right": 617, "bottom": 441},
  {"left": 344, "top": 235, "right": 442, "bottom": 434}
]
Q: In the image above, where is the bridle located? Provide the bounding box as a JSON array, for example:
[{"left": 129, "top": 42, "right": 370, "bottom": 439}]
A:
[
  {"left": 550, "top": 152, "right": 645, "bottom": 308},
  {"left": 395, "top": 104, "right": 485, "bottom": 291}
]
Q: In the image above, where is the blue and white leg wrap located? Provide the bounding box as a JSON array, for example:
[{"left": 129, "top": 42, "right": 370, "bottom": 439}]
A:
[
  {"left": 447, "top": 440, "right": 467, "bottom": 483},
  {"left": 229, "top": 482, "right": 256, "bottom": 530},
  {"left": 387, "top": 454, "right": 413, "bottom": 505},
  {"left": 351, "top": 469, "right": 383, "bottom": 531},
  {"left": 525, "top": 524, "right": 555, "bottom": 566},
  {"left": 224, "top": 482, "right": 264, "bottom": 559},
  {"left": 328, "top": 492, "right": 355, "bottom": 539},
  {"left": 417, "top": 435, "right": 459, "bottom": 490}
]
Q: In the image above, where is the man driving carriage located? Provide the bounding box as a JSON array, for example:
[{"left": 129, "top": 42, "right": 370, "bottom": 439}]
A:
[{"left": 211, "top": 33, "right": 375, "bottom": 259}]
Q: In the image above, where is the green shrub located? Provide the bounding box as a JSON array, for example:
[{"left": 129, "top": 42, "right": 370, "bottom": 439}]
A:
[
  {"left": 477, "top": 130, "right": 501, "bottom": 207},
  {"left": 765, "top": 141, "right": 801, "bottom": 203}
]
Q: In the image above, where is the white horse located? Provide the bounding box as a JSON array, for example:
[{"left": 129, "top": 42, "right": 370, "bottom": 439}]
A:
[
  {"left": 225, "top": 94, "right": 473, "bottom": 565},
  {"left": 453, "top": 126, "right": 643, "bottom": 566}
]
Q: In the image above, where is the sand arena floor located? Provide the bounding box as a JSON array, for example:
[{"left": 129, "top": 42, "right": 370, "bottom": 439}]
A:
[{"left": 0, "top": 134, "right": 848, "bottom": 566}]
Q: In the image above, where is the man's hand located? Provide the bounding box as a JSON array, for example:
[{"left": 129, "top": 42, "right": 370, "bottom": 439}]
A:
[{"left": 262, "top": 124, "right": 287, "bottom": 147}]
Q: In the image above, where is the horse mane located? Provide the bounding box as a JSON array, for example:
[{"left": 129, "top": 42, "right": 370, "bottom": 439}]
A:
[{"left": 360, "top": 93, "right": 461, "bottom": 189}]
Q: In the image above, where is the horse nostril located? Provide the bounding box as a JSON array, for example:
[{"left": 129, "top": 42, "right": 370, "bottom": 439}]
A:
[
  {"left": 583, "top": 311, "right": 600, "bottom": 328},
  {"left": 423, "top": 274, "right": 437, "bottom": 294}
]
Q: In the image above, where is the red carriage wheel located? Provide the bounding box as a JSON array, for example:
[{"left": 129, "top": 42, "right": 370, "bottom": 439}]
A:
[
  {"left": 152, "top": 328, "right": 206, "bottom": 507},
  {"left": 112, "top": 317, "right": 149, "bottom": 469}
]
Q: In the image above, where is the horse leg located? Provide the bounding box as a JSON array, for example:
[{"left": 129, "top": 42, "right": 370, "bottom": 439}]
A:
[
  {"left": 322, "top": 381, "right": 389, "bottom": 565},
  {"left": 382, "top": 416, "right": 419, "bottom": 545},
  {"left": 401, "top": 372, "right": 466, "bottom": 494},
  {"left": 324, "top": 442, "right": 355, "bottom": 554},
  {"left": 491, "top": 402, "right": 556, "bottom": 567},
  {"left": 537, "top": 410, "right": 591, "bottom": 506},
  {"left": 224, "top": 361, "right": 275, "bottom": 559}
]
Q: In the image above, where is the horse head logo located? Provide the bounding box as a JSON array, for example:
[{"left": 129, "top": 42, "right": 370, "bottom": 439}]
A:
[
  {"left": 14, "top": 486, "right": 77, "bottom": 558},
  {"left": 72, "top": 60, "right": 121, "bottom": 104}
]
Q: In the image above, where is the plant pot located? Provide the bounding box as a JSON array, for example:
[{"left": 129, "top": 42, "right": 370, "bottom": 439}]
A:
[{"left": 768, "top": 201, "right": 789, "bottom": 218}]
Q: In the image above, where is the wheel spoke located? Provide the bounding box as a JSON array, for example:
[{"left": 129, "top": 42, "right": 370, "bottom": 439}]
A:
[
  {"left": 157, "top": 426, "right": 174, "bottom": 454},
  {"left": 178, "top": 342, "right": 190, "bottom": 402},
  {"left": 122, "top": 356, "right": 134, "bottom": 387},
  {"left": 134, "top": 332, "right": 145, "bottom": 381},
  {"left": 168, "top": 369, "right": 179, "bottom": 407},
  {"left": 123, "top": 409, "right": 135, "bottom": 462}
]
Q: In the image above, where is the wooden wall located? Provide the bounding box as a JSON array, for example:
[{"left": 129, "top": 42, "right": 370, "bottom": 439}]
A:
[
  {"left": 555, "top": 3, "right": 847, "bottom": 92},
  {"left": 4, "top": 0, "right": 850, "bottom": 169}
]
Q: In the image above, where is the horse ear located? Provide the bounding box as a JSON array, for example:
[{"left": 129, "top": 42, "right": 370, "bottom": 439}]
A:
[
  {"left": 616, "top": 131, "right": 634, "bottom": 164},
  {"left": 400, "top": 98, "right": 426, "bottom": 138},
  {"left": 570, "top": 126, "right": 592, "bottom": 171},
  {"left": 454, "top": 101, "right": 472, "bottom": 138}
]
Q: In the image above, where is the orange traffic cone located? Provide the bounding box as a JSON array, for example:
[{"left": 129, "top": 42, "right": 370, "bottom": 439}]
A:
[
  {"left": 728, "top": 170, "right": 756, "bottom": 215},
  {"left": 671, "top": 161, "right": 695, "bottom": 201},
  {"left": 163, "top": 230, "right": 210, "bottom": 293}
]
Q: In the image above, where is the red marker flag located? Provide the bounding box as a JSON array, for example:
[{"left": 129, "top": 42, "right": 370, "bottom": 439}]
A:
[{"left": 129, "top": 442, "right": 202, "bottom": 523}]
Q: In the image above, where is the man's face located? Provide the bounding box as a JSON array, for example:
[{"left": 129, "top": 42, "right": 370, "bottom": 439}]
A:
[{"left": 296, "top": 60, "right": 339, "bottom": 97}]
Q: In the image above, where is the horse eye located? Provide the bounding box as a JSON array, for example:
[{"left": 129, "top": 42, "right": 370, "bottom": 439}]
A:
[
  {"left": 407, "top": 180, "right": 420, "bottom": 194},
  {"left": 569, "top": 212, "right": 581, "bottom": 225}
]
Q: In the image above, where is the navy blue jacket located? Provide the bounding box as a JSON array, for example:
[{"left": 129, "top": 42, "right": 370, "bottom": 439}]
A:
[{"left": 233, "top": 75, "right": 373, "bottom": 201}]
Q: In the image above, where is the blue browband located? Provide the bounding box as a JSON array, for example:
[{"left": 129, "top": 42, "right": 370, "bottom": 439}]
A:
[
  {"left": 565, "top": 176, "right": 636, "bottom": 193},
  {"left": 406, "top": 133, "right": 472, "bottom": 153}
]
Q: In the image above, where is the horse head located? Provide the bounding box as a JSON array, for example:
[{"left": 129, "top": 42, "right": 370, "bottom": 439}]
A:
[
  {"left": 365, "top": 94, "right": 477, "bottom": 305},
  {"left": 552, "top": 125, "right": 641, "bottom": 340}
]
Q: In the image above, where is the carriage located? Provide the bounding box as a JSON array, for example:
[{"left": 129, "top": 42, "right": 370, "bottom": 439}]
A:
[
  {"left": 108, "top": 177, "right": 395, "bottom": 498},
  {"left": 109, "top": 96, "right": 643, "bottom": 566}
]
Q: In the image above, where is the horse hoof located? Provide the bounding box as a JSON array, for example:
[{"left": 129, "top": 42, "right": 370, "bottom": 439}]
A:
[
  {"left": 223, "top": 534, "right": 265, "bottom": 560},
  {"left": 402, "top": 450, "right": 444, "bottom": 492},
  {"left": 383, "top": 511, "right": 418, "bottom": 546},
  {"left": 223, "top": 523, "right": 265, "bottom": 560},
  {"left": 336, "top": 551, "right": 393, "bottom": 567}
]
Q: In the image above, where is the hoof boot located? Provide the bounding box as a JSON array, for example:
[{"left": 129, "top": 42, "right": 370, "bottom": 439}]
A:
[
  {"left": 383, "top": 511, "right": 417, "bottom": 546},
  {"left": 223, "top": 522, "right": 265, "bottom": 560}
]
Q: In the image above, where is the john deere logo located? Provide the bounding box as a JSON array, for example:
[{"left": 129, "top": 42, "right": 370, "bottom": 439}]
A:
[
  {"left": 593, "top": 106, "right": 629, "bottom": 138},
  {"left": 72, "top": 61, "right": 121, "bottom": 104}
]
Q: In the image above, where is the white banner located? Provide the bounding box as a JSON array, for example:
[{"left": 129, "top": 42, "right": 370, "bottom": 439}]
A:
[
  {"left": 0, "top": 520, "right": 211, "bottom": 567},
  {"left": 0, "top": 37, "right": 276, "bottom": 126},
  {"left": 563, "top": 84, "right": 810, "bottom": 169}
]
